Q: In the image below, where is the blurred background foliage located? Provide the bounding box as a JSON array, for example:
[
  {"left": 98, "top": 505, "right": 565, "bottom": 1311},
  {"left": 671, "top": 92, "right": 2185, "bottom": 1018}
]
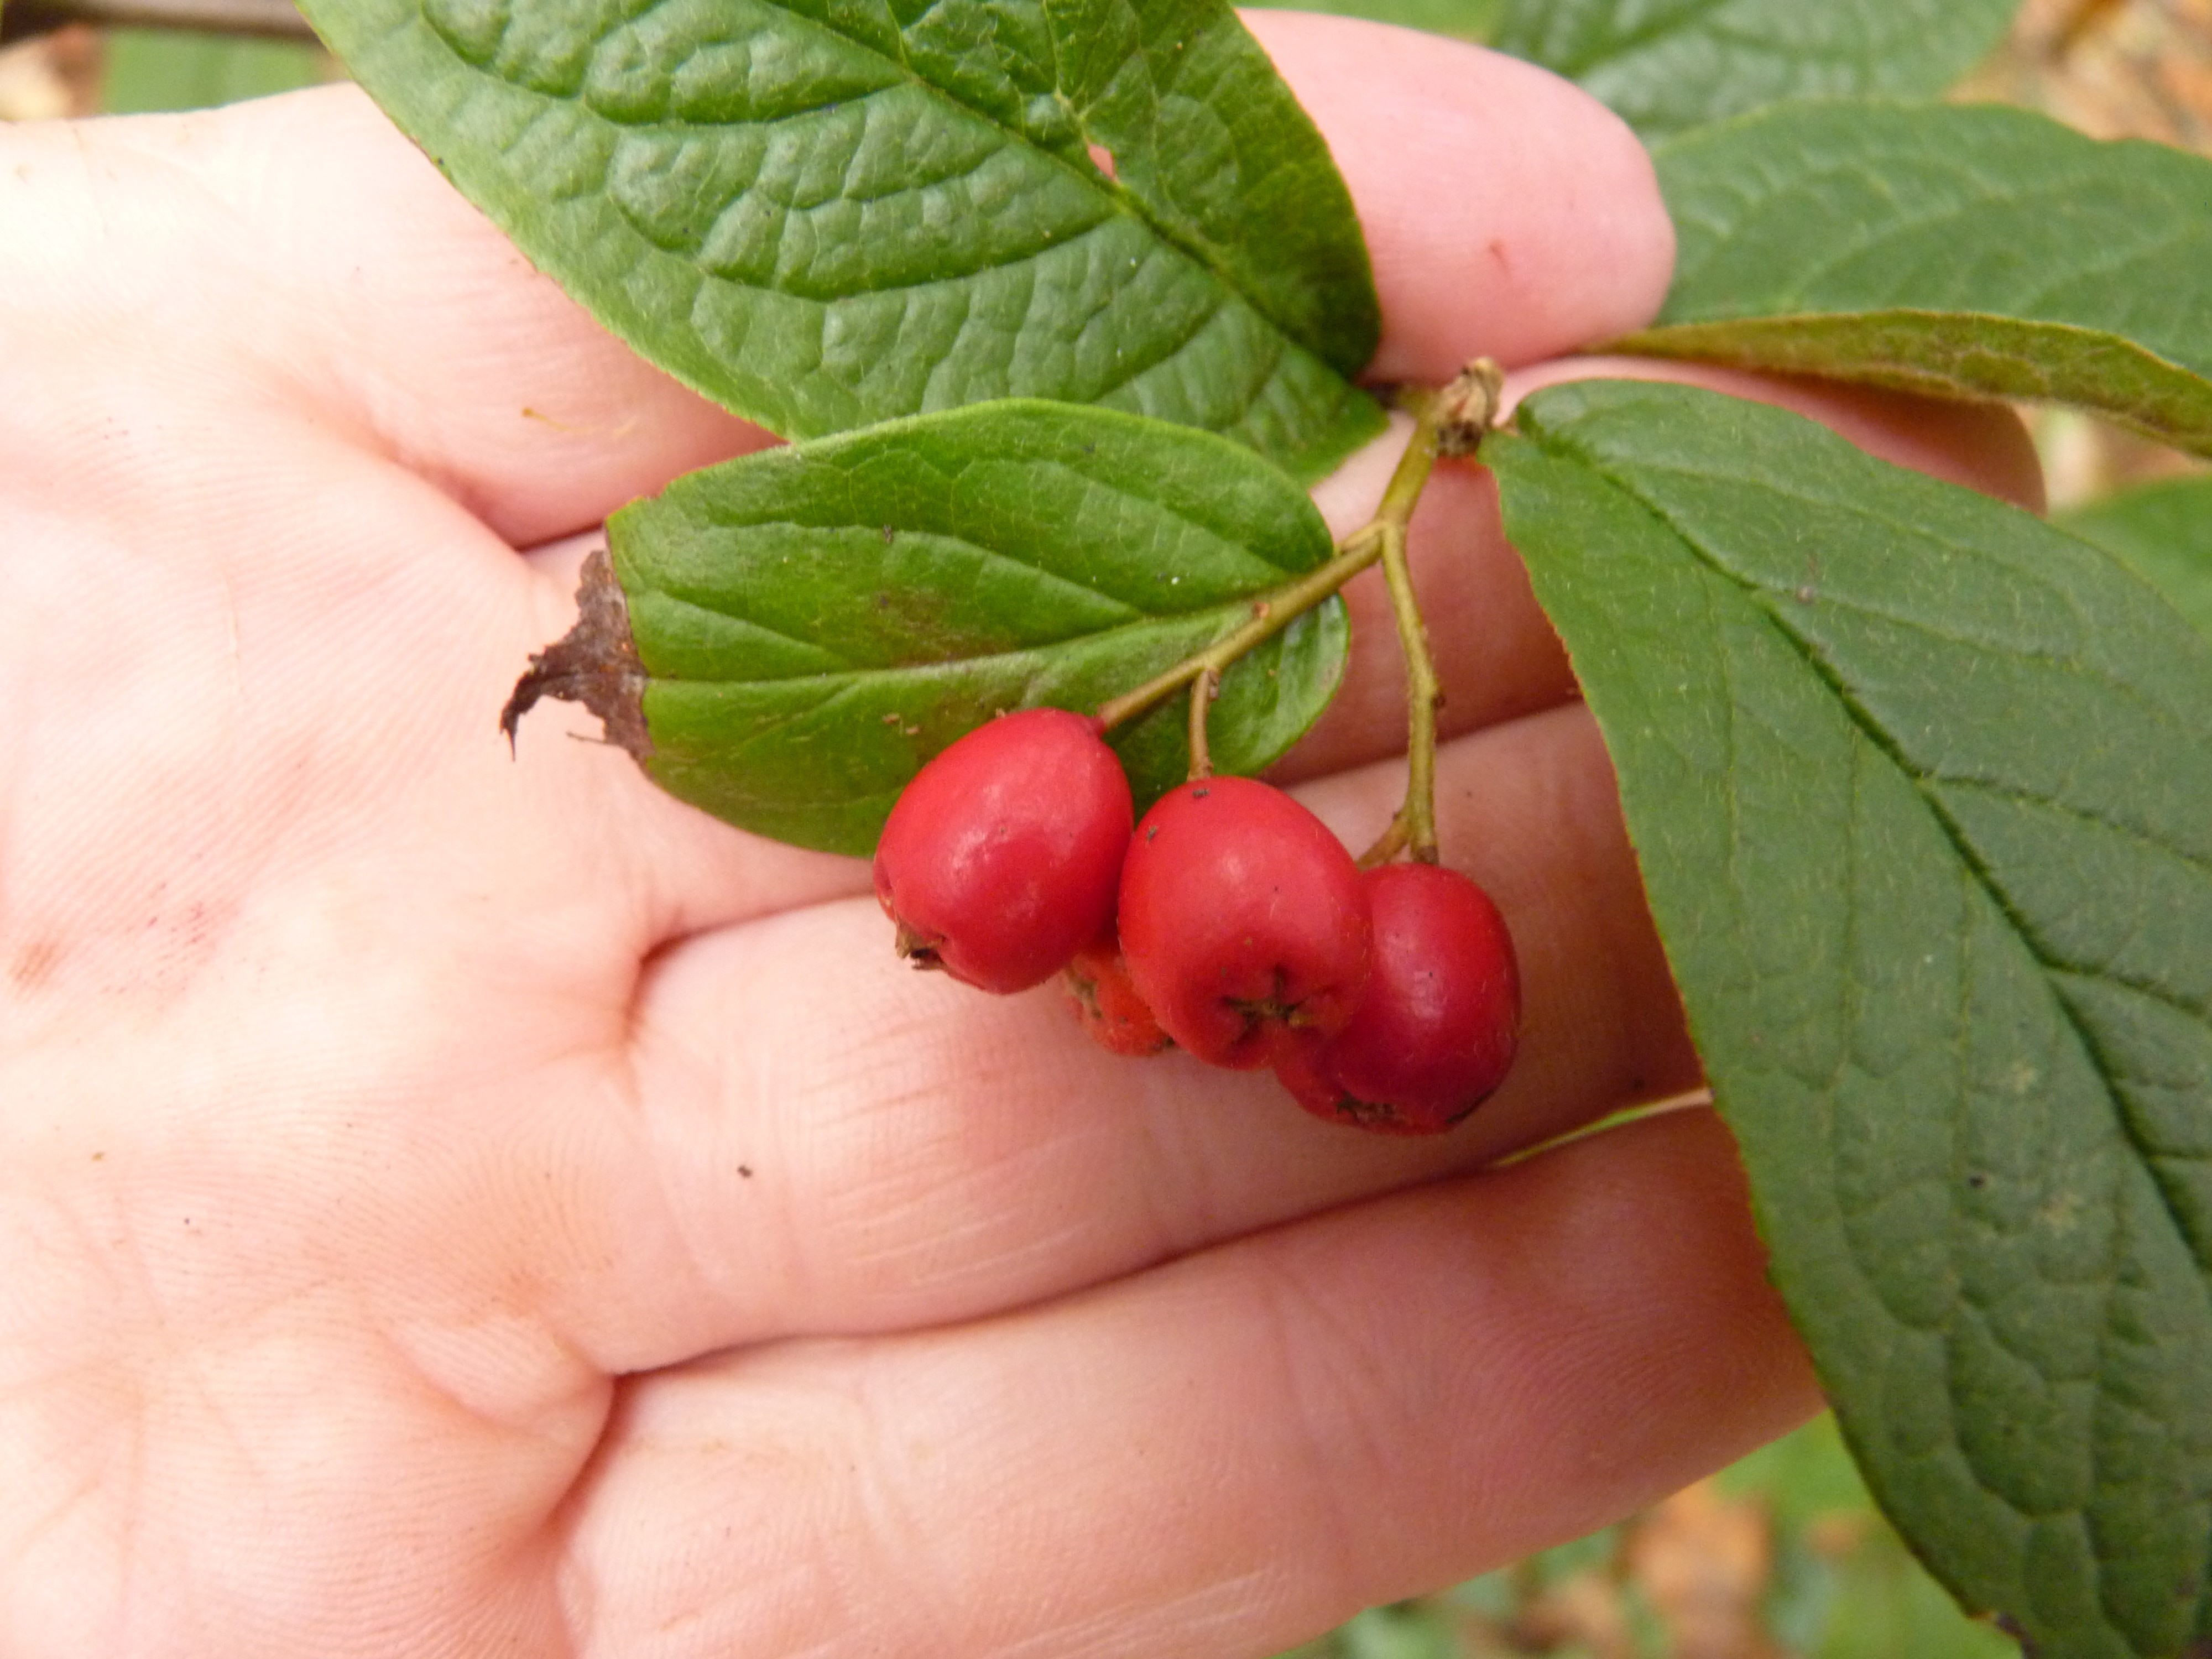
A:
[
  {"left": 99, "top": 24, "right": 325, "bottom": 110},
  {"left": 0, "top": 2, "right": 2205, "bottom": 1654},
  {"left": 1276, "top": 1414, "right": 2021, "bottom": 1659}
]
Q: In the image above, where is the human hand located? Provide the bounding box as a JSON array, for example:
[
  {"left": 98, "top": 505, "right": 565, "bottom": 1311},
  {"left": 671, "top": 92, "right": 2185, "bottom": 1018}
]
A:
[{"left": 0, "top": 17, "right": 2037, "bottom": 1656}]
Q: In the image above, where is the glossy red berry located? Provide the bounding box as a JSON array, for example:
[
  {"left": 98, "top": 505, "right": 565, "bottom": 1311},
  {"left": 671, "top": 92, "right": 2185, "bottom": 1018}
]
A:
[
  {"left": 1118, "top": 776, "right": 1370, "bottom": 1070},
  {"left": 1275, "top": 861, "right": 1520, "bottom": 1134},
  {"left": 873, "top": 708, "right": 1133, "bottom": 994},
  {"left": 1060, "top": 924, "right": 1172, "bottom": 1057}
]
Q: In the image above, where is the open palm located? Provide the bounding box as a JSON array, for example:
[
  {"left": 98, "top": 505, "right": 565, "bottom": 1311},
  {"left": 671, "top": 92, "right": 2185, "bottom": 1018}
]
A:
[{"left": 0, "top": 18, "right": 2039, "bottom": 1657}]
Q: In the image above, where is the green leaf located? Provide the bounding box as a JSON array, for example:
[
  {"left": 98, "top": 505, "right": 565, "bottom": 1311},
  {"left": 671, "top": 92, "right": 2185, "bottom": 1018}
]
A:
[
  {"left": 606, "top": 399, "right": 1345, "bottom": 855},
  {"left": 1621, "top": 104, "right": 2212, "bottom": 460},
  {"left": 1266, "top": 0, "right": 1498, "bottom": 41},
  {"left": 2059, "top": 477, "right": 2212, "bottom": 644},
  {"left": 295, "top": 0, "right": 1384, "bottom": 482},
  {"left": 1486, "top": 0, "right": 2016, "bottom": 142},
  {"left": 1489, "top": 379, "right": 2212, "bottom": 1659}
]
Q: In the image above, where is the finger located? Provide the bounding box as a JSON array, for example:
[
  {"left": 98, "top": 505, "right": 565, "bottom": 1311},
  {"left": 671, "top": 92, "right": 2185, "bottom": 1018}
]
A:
[
  {"left": 559, "top": 1109, "right": 1819, "bottom": 1659},
  {"left": 520, "top": 702, "right": 1698, "bottom": 1374},
  {"left": 1241, "top": 9, "right": 1677, "bottom": 377},
  {"left": 65, "top": 90, "right": 774, "bottom": 552},
  {"left": 2, "top": 107, "right": 872, "bottom": 961}
]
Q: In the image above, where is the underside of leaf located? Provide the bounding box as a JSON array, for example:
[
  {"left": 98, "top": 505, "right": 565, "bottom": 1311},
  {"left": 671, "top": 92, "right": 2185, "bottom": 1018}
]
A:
[
  {"left": 1489, "top": 0, "right": 2018, "bottom": 140},
  {"left": 1491, "top": 379, "right": 2212, "bottom": 1659},
  {"left": 1641, "top": 104, "right": 2212, "bottom": 462},
  {"left": 1616, "top": 311, "right": 2212, "bottom": 461}
]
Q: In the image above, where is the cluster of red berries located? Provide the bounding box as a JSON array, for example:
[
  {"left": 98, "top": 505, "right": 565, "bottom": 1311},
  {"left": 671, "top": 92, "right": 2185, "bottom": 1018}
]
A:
[{"left": 872, "top": 708, "right": 1521, "bottom": 1134}]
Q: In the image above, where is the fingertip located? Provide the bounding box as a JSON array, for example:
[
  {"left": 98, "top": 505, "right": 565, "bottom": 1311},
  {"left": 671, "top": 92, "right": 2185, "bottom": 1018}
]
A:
[{"left": 1242, "top": 10, "right": 1675, "bottom": 378}]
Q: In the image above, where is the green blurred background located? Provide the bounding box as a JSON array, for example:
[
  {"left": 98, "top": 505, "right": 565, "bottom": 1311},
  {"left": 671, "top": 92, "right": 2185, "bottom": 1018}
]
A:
[
  {"left": 1280, "top": 1414, "right": 2018, "bottom": 1659},
  {"left": 101, "top": 24, "right": 325, "bottom": 110}
]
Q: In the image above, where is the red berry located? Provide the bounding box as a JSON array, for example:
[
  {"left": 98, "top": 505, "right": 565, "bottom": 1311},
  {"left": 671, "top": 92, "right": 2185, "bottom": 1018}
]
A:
[
  {"left": 1275, "top": 862, "right": 1520, "bottom": 1134},
  {"left": 1061, "top": 924, "right": 1172, "bottom": 1057},
  {"left": 873, "top": 708, "right": 1133, "bottom": 994},
  {"left": 1118, "top": 776, "right": 1369, "bottom": 1070}
]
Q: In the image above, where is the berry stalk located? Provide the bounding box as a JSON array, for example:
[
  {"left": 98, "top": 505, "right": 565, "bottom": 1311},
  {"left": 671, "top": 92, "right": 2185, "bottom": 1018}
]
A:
[
  {"left": 1187, "top": 665, "right": 1220, "bottom": 778},
  {"left": 1361, "top": 359, "right": 1504, "bottom": 865}
]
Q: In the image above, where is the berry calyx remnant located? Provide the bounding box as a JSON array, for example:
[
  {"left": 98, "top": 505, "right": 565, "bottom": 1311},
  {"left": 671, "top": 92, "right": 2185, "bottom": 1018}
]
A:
[
  {"left": 872, "top": 708, "right": 1133, "bottom": 994},
  {"left": 1061, "top": 924, "right": 1173, "bottom": 1057},
  {"left": 1118, "top": 777, "right": 1370, "bottom": 1070},
  {"left": 1274, "top": 861, "right": 1520, "bottom": 1134}
]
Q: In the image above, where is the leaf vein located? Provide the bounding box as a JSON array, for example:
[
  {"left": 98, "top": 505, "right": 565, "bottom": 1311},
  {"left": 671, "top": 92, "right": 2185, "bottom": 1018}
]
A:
[{"left": 1550, "top": 436, "right": 2212, "bottom": 1296}]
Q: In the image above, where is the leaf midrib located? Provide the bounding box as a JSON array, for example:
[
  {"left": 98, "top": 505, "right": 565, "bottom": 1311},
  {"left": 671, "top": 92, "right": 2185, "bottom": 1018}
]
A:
[{"left": 644, "top": 584, "right": 1290, "bottom": 685}]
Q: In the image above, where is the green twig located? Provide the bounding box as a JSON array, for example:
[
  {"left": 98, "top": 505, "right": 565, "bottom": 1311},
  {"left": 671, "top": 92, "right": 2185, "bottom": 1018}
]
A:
[
  {"left": 1095, "top": 359, "right": 1504, "bottom": 806},
  {"left": 1187, "top": 665, "right": 1218, "bottom": 779},
  {"left": 1360, "top": 359, "right": 1505, "bottom": 864}
]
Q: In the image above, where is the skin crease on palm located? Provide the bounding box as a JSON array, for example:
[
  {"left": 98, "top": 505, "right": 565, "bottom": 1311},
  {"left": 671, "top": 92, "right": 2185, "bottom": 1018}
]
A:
[{"left": 0, "top": 12, "right": 2046, "bottom": 1658}]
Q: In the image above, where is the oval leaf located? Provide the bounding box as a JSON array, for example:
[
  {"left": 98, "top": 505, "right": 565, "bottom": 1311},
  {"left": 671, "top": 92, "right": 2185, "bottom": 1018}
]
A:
[
  {"left": 2059, "top": 477, "right": 2212, "bottom": 644},
  {"left": 296, "top": 0, "right": 1383, "bottom": 482},
  {"left": 534, "top": 400, "right": 1348, "bottom": 856},
  {"left": 1488, "top": 0, "right": 2016, "bottom": 141},
  {"left": 1621, "top": 103, "right": 2212, "bottom": 458},
  {"left": 1490, "top": 379, "right": 2212, "bottom": 1659}
]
